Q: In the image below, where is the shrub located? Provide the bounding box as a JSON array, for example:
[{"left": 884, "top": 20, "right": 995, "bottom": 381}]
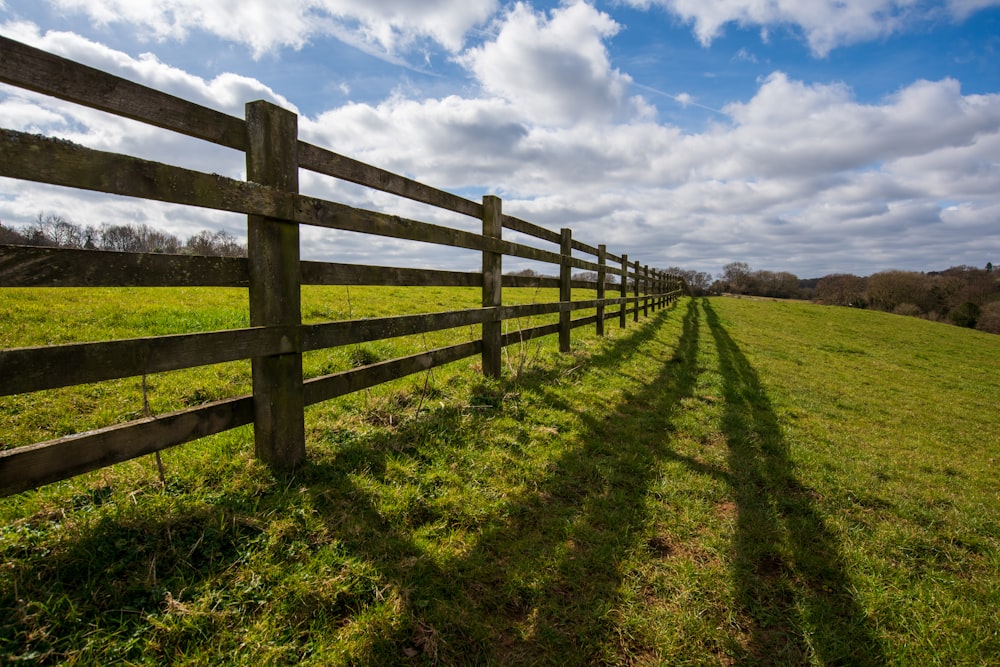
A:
[
  {"left": 948, "top": 301, "right": 981, "bottom": 328},
  {"left": 976, "top": 302, "right": 1000, "bottom": 334}
]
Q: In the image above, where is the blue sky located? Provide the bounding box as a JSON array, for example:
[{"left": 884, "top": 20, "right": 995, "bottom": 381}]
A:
[{"left": 1, "top": 0, "right": 999, "bottom": 278}]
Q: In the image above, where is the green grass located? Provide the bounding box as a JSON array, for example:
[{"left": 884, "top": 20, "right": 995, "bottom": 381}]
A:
[{"left": 1, "top": 292, "right": 999, "bottom": 665}]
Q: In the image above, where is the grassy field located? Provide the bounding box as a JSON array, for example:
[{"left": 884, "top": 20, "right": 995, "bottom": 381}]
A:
[{"left": 1, "top": 290, "right": 998, "bottom": 665}]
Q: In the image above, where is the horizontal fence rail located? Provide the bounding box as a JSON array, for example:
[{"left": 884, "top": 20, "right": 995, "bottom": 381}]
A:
[{"left": 0, "top": 36, "right": 685, "bottom": 496}]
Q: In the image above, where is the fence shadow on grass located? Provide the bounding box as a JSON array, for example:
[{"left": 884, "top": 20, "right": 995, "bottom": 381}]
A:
[
  {"left": 296, "top": 299, "right": 701, "bottom": 664},
  {"left": 701, "top": 299, "right": 886, "bottom": 666},
  {"left": 1, "top": 299, "right": 889, "bottom": 665},
  {"left": 0, "top": 304, "right": 692, "bottom": 664}
]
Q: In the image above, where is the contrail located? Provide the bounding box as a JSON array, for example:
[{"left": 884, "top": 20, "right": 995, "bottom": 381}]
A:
[{"left": 634, "top": 83, "right": 728, "bottom": 116}]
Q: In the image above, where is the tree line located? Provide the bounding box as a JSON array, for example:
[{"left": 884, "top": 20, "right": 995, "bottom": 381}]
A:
[
  {"left": 3, "top": 214, "right": 997, "bottom": 333},
  {"left": 706, "top": 261, "right": 1000, "bottom": 334},
  {"left": 813, "top": 267, "right": 999, "bottom": 332},
  {"left": 0, "top": 213, "right": 246, "bottom": 257}
]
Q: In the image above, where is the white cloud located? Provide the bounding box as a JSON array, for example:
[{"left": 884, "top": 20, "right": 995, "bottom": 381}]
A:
[
  {"left": 2, "top": 22, "right": 294, "bottom": 116},
  {"left": 290, "top": 68, "right": 1000, "bottom": 274},
  {"left": 3, "top": 10, "right": 1000, "bottom": 277},
  {"left": 318, "top": 0, "right": 498, "bottom": 54},
  {"left": 947, "top": 0, "right": 1000, "bottom": 19},
  {"left": 457, "top": 2, "right": 642, "bottom": 126},
  {"left": 45, "top": 0, "right": 497, "bottom": 58},
  {"left": 627, "top": 0, "right": 1000, "bottom": 56},
  {"left": 699, "top": 73, "right": 1000, "bottom": 182},
  {"left": 300, "top": 95, "right": 529, "bottom": 189}
]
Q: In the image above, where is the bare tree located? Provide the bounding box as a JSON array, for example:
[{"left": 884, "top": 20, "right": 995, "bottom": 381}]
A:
[
  {"left": 865, "top": 271, "right": 931, "bottom": 314},
  {"left": 184, "top": 229, "right": 246, "bottom": 257},
  {"left": 665, "top": 266, "right": 712, "bottom": 295},
  {"left": 0, "top": 221, "right": 31, "bottom": 245},
  {"left": 815, "top": 274, "right": 867, "bottom": 307},
  {"left": 722, "top": 261, "right": 752, "bottom": 294}
]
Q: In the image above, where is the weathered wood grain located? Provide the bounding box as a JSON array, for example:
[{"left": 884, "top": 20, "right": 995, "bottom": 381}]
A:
[
  {"left": 501, "top": 322, "right": 560, "bottom": 347},
  {"left": 303, "top": 341, "right": 480, "bottom": 406},
  {"left": 0, "top": 327, "right": 294, "bottom": 396},
  {"left": 0, "top": 396, "right": 254, "bottom": 497},
  {"left": 633, "top": 260, "right": 641, "bottom": 323},
  {"left": 502, "top": 214, "right": 561, "bottom": 244},
  {"left": 298, "top": 142, "right": 481, "bottom": 219},
  {"left": 302, "top": 261, "right": 480, "bottom": 287},
  {"left": 302, "top": 309, "right": 488, "bottom": 350},
  {"left": 597, "top": 245, "right": 607, "bottom": 337},
  {"left": 0, "top": 245, "right": 249, "bottom": 287},
  {"left": 501, "top": 274, "right": 560, "bottom": 289},
  {"left": 0, "top": 36, "right": 248, "bottom": 151},
  {"left": 0, "top": 130, "right": 572, "bottom": 264},
  {"left": 571, "top": 239, "right": 599, "bottom": 257},
  {"left": 559, "top": 228, "right": 572, "bottom": 353},
  {"left": 619, "top": 254, "right": 629, "bottom": 329},
  {"left": 498, "top": 302, "right": 563, "bottom": 320},
  {"left": 246, "top": 100, "right": 305, "bottom": 469},
  {"left": 482, "top": 196, "right": 503, "bottom": 378}
]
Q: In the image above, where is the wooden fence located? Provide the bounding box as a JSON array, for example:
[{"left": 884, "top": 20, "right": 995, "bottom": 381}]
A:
[{"left": 0, "top": 36, "right": 684, "bottom": 497}]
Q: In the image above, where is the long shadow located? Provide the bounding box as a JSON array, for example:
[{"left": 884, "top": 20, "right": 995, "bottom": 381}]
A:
[
  {"left": 299, "top": 298, "right": 704, "bottom": 663},
  {"left": 9, "top": 298, "right": 889, "bottom": 664},
  {"left": 702, "top": 299, "right": 886, "bottom": 666},
  {"left": 2, "top": 302, "right": 699, "bottom": 664}
]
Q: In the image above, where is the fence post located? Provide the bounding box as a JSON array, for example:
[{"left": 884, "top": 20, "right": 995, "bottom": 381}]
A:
[
  {"left": 596, "top": 244, "right": 606, "bottom": 337},
  {"left": 560, "top": 228, "right": 572, "bottom": 353},
  {"left": 643, "top": 264, "right": 650, "bottom": 317},
  {"left": 633, "top": 260, "right": 641, "bottom": 322},
  {"left": 651, "top": 267, "right": 656, "bottom": 312},
  {"left": 245, "top": 100, "right": 305, "bottom": 469},
  {"left": 619, "top": 253, "right": 628, "bottom": 329},
  {"left": 482, "top": 195, "right": 503, "bottom": 378},
  {"left": 654, "top": 270, "right": 661, "bottom": 310}
]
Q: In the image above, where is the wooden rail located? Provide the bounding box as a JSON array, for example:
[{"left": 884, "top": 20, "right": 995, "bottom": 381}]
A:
[{"left": 0, "top": 36, "right": 685, "bottom": 496}]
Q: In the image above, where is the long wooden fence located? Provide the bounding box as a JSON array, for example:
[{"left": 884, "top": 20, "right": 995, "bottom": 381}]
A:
[{"left": 0, "top": 36, "right": 684, "bottom": 497}]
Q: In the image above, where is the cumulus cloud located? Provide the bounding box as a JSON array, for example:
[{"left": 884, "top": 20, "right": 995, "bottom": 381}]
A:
[
  {"left": 47, "top": 0, "right": 497, "bottom": 58},
  {"left": 627, "top": 0, "right": 1000, "bottom": 56},
  {"left": 300, "top": 95, "right": 529, "bottom": 189},
  {"left": 457, "top": 2, "right": 642, "bottom": 126},
  {"left": 288, "top": 67, "right": 1000, "bottom": 274},
  {"left": 713, "top": 74, "right": 1000, "bottom": 180},
  {"left": 2, "top": 21, "right": 294, "bottom": 116},
  {"left": 3, "top": 6, "right": 999, "bottom": 276}
]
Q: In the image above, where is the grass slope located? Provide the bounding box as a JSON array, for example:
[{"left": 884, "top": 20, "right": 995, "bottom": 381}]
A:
[{"left": 1, "top": 293, "right": 998, "bottom": 665}]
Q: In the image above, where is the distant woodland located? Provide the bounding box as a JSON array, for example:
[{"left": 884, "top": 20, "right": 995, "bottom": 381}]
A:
[
  {"left": 0, "top": 213, "right": 246, "bottom": 257},
  {"left": 691, "top": 261, "right": 1000, "bottom": 334},
  {"left": 2, "top": 214, "right": 997, "bottom": 333}
]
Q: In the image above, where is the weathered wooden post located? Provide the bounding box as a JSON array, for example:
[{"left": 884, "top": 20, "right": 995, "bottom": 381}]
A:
[
  {"left": 651, "top": 269, "right": 657, "bottom": 311},
  {"left": 654, "top": 270, "right": 661, "bottom": 310},
  {"left": 643, "top": 264, "right": 650, "bottom": 317},
  {"left": 619, "top": 253, "right": 628, "bottom": 329},
  {"left": 596, "top": 244, "right": 606, "bottom": 337},
  {"left": 245, "top": 100, "right": 305, "bottom": 469},
  {"left": 633, "top": 260, "right": 641, "bottom": 323},
  {"left": 560, "top": 228, "right": 572, "bottom": 353},
  {"left": 482, "top": 195, "right": 503, "bottom": 378}
]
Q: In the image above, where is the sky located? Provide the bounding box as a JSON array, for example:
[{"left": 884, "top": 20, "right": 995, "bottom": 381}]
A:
[{"left": 1, "top": 0, "right": 999, "bottom": 279}]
